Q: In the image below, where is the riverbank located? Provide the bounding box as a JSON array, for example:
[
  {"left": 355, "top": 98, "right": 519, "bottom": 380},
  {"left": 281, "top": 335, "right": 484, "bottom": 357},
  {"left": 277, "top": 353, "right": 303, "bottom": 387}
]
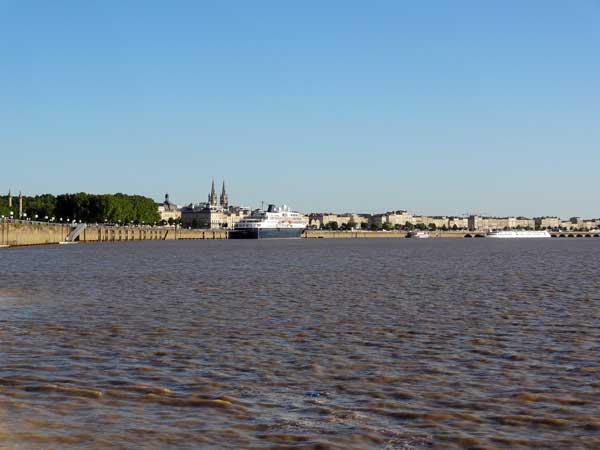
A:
[
  {"left": 1, "top": 222, "right": 599, "bottom": 248},
  {"left": 0, "top": 221, "right": 227, "bottom": 248}
]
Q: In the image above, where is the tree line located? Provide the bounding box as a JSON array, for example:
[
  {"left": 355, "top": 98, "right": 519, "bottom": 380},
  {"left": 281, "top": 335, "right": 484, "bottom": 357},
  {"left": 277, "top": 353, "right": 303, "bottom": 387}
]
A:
[{"left": 0, "top": 193, "right": 160, "bottom": 224}]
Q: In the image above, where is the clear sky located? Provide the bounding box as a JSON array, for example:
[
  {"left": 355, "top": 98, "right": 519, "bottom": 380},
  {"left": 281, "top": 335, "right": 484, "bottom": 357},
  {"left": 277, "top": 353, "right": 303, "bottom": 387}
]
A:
[{"left": 1, "top": 1, "right": 599, "bottom": 217}]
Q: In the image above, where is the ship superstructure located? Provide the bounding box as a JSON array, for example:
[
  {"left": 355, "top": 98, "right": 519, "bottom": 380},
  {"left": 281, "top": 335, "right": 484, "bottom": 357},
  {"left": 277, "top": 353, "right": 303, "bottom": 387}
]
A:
[{"left": 229, "top": 204, "right": 308, "bottom": 239}]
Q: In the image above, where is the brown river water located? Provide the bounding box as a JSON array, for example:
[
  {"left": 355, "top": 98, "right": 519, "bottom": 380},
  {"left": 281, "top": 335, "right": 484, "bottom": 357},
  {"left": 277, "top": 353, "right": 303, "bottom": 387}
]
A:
[{"left": 0, "top": 239, "right": 599, "bottom": 449}]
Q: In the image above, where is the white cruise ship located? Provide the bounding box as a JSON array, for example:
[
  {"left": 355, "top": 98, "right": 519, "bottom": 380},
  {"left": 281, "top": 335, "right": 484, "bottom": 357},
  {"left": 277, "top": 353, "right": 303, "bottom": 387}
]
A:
[
  {"left": 486, "top": 230, "right": 551, "bottom": 239},
  {"left": 229, "top": 204, "right": 308, "bottom": 239}
]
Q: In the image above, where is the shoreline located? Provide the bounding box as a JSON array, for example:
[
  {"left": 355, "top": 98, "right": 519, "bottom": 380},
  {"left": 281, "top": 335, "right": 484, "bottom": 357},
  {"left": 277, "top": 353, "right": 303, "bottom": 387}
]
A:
[{"left": 1, "top": 223, "right": 599, "bottom": 249}]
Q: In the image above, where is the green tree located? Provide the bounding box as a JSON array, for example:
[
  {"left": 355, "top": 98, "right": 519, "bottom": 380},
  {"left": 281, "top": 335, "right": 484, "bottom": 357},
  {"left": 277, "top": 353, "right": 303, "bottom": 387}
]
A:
[{"left": 370, "top": 222, "right": 382, "bottom": 231}]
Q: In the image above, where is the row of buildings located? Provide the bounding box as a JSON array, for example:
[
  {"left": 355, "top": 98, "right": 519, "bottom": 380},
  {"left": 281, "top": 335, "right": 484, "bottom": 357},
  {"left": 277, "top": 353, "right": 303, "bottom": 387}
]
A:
[
  {"left": 157, "top": 185, "right": 599, "bottom": 231},
  {"left": 308, "top": 211, "right": 600, "bottom": 231},
  {"left": 158, "top": 181, "right": 252, "bottom": 229}
]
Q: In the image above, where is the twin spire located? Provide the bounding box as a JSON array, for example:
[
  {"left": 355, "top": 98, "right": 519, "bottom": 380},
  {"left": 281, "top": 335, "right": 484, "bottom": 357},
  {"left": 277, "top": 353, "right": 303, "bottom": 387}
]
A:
[{"left": 208, "top": 179, "right": 228, "bottom": 208}]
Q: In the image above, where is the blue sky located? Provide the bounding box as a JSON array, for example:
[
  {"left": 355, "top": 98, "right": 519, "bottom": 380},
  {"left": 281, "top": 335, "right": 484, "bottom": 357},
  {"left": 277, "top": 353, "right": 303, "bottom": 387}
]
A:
[{"left": 1, "top": 1, "right": 599, "bottom": 217}]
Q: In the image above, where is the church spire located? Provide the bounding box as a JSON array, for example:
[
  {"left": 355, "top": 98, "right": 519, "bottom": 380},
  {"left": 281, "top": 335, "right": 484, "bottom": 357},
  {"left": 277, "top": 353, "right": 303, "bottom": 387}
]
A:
[
  {"left": 208, "top": 179, "right": 217, "bottom": 206},
  {"left": 8, "top": 188, "right": 12, "bottom": 208},
  {"left": 220, "top": 180, "right": 228, "bottom": 208}
]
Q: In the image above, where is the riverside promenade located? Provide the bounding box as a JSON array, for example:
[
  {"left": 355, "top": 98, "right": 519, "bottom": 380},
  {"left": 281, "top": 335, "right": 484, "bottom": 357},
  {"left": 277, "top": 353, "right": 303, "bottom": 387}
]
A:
[
  {"left": 304, "top": 230, "right": 600, "bottom": 239},
  {"left": 2, "top": 221, "right": 599, "bottom": 248},
  {"left": 0, "top": 220, "right": 227, "bottom": 248}
]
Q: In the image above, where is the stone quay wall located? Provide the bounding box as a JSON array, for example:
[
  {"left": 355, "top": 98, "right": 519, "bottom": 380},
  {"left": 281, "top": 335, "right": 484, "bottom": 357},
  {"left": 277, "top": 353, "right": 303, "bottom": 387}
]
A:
[
  {"left": 0, "top": 221, "right": 228, "bottom": 247},
  {"left": 302, "top": 230, "right": 600, "bottom": 239},
  {"left": 303, "top": 230, "right": 467, "bottom": 239},
  {"left": 0, "top": 222, "right": 71, "bottom": 247}
]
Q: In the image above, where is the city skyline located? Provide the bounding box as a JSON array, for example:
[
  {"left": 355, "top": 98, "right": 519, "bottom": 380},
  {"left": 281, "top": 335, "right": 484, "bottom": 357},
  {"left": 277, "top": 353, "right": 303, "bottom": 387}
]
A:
[
  {"left": 1, "top": 1, "right": 599, "bottom": 217},
  {"left": 3, "top": 186, "right": 598, "bottom": 222}
]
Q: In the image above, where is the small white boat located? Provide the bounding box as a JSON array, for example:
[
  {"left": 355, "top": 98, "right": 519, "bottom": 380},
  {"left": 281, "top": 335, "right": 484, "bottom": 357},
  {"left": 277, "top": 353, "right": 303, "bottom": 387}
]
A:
[
  {"left": 486, "top": 230, "right": 551, "bottom": 239},
  {"left": 408, "top": 230, "right": 430, "bottom": 239}
]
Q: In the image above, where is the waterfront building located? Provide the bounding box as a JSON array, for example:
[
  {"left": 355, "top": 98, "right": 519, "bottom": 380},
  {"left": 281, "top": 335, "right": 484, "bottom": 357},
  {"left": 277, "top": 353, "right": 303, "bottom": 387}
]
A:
[
  {"left": 181, "top": 180, "right": 247, "bottom": 229},
  {"left": 412, "top": 216, "right": 450, "bottom": 229},
  {"left": 570, "top": 217, "right": 583, "bottom": 227},
  {"left": 181, "top": 204, "right": 227, "bottom": 229},
  {"left": 309, "top": 213, "right": 367, "bottom": 229},
  {"left": 469, "top": 215, "right": 535, "bottom": 231},
  {"left": 514, "top": 217, "right": 535, "bottom": 229},
  {"left": 371, "top": 210, "right": 414, "bottom": 228},
  {"left": 226, "top": 206, "right": 251, "bottom": 228},
  {"left": 157, "top": 193, "right": 181, "bottom": 223},
  {"left": 448, "top": 217, "right": 469, "bottom": 230},
  {"left": 534, "top": 217, "right": 560, "bottom": 230}
]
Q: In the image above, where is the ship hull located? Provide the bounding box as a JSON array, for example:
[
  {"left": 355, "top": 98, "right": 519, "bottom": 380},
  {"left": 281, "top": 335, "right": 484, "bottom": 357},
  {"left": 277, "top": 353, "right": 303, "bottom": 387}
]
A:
[{"left": 229, "top": 228, "right": 305, "bottom": 239}]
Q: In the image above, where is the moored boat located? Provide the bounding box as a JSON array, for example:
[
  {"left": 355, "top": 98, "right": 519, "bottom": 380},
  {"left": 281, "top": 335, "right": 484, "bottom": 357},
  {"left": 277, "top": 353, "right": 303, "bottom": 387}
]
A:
[
  {"left": 229, "top": 204, "right": 308, "bottom": 239},
  {"left": 408, "top": 230, "right": 430, "bottom": 239},
  {"left": 486, "top": 230, "right": 551, "bottom": 238}
]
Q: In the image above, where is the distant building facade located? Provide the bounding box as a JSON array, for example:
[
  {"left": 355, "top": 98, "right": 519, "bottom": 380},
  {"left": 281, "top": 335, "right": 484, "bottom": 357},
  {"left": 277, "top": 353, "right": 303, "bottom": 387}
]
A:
[
  {"left": 181, "top": 180, "right": 250, "bottom": 229},
  {"left": 468, "top": 215, "right": 535, "bottom": 231},
  {"left": 309, "top": 213, "right": 368, "bottom": 229},
  {"left": 534, "top": 217, "right": 560, "bottom": 230},
  {"left": 158, "top": 193, "right": 181, "bottom": 223}
]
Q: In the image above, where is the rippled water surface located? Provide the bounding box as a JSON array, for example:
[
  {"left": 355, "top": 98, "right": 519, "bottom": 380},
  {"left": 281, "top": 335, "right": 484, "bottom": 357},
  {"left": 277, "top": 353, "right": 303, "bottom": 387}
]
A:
[{"left": 1, "top": 239, "right": 599, "bottom": 449}]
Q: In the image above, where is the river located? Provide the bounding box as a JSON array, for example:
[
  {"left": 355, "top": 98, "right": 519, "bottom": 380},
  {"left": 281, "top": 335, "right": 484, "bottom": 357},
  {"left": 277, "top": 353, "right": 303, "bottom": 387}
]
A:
[{"left": 1, "top": 239, "right": 599, "bottom": 449}]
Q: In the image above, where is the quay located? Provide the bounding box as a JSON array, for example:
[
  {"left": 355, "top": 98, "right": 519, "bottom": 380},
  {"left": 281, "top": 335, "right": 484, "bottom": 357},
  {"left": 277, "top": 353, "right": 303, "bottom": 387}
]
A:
[
  {"left": 1, "top": 221, "right": 599, "bottom": 248},
  {"left": 303, "top": 230, "right": 600, "bottom": 239},
  {"left": 0, "top": 220, "right": 227, "bottom": 248}
]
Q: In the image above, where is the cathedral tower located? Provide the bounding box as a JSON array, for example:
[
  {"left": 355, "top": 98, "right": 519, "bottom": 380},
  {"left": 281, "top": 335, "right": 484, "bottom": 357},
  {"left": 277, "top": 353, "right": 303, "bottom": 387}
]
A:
[
  {"left": 220, "top": 180, "right": 228, "bottom": 208},
  {"left": 208, "top": 179, "right": 218, "bottom": 206}
]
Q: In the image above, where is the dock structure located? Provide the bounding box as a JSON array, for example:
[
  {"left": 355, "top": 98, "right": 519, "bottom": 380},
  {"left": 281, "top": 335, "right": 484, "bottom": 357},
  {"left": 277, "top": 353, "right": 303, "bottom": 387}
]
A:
[
  {"left": 0, "top": 220, "right": 227, "bottom": 248},
  {"left": 302, "top": 230, "right": 600, "bottom": 239},
  {"left": 1, "top": 220, "right": 599, "bottom": 248}
]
